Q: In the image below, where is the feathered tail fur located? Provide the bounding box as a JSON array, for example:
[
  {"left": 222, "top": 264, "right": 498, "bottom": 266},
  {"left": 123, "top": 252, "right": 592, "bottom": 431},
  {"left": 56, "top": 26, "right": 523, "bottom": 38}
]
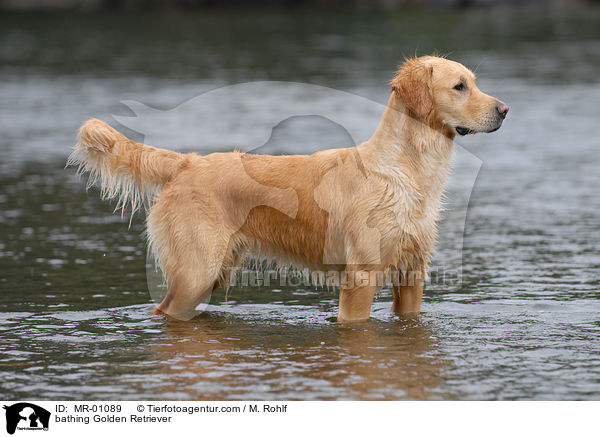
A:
[{"left": 67, "top": 119, "right": 188, "bottom": 216}]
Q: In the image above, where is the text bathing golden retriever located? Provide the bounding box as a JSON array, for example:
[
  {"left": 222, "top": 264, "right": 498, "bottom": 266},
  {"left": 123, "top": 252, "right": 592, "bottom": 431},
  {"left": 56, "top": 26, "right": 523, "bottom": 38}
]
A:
[{"left": 69, "top": 56, "right": 508, "bottom": 321}]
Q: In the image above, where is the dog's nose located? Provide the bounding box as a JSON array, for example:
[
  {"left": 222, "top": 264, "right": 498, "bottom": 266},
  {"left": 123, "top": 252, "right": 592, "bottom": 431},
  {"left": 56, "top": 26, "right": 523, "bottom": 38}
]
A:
[{"left": 496, "top": 103, "right": 509, "bottom": 119}]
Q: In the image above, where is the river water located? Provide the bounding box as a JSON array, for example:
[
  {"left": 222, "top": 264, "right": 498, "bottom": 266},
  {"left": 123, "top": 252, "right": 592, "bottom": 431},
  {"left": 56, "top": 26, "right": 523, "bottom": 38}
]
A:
[{"left": 1, "top": 7, "right": 599, "bottom": 400}]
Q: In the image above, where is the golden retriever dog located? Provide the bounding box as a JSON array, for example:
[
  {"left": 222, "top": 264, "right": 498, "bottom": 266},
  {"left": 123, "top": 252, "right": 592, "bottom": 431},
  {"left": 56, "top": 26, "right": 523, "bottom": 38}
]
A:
[{"left": 68, "top": 56, "right": 508, "bottom": 321}]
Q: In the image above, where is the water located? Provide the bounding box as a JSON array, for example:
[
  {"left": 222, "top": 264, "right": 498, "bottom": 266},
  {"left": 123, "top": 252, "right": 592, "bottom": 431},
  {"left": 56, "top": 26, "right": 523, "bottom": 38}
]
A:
[{"left": 1, "top": 7, "right": 600, "bottom": 400}]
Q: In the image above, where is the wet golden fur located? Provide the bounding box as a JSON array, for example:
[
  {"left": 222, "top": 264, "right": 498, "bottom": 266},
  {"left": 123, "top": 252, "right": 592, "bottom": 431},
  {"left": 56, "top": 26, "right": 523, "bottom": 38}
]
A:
[{"left": 68, "top": 56, "right": 507, "bottom": 321}]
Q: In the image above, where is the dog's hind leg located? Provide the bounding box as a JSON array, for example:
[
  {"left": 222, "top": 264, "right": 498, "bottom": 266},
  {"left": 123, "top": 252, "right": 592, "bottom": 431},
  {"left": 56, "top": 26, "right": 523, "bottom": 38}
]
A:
[
  {"left": 148, "top": 202, "right": 236, "bottom": 321},
  {"left": 151, "top": 238, "right": 235, "bottom": 320},
  {"left": 152, "top": 270, "right": 218, "bottom": 321}
]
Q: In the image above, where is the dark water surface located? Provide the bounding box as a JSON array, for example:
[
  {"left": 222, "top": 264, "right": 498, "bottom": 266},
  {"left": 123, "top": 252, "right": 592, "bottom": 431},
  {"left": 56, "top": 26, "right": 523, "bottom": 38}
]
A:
[{"left": 1, "top": 8, "right": 599, "bottom": 400}]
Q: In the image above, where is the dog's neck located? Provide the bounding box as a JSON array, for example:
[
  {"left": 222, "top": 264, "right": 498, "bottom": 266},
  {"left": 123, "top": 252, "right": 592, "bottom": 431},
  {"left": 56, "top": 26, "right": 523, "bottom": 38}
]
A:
[
  {"left": 359, "top": 91, "right": 455, "bottom": 206},
  {"left": 367, "top": 90, "right": 456, "bottom": 149}
]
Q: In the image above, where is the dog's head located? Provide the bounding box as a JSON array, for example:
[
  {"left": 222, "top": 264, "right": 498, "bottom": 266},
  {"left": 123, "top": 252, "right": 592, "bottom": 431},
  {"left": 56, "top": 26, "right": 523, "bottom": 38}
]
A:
[{"left": 391, "top": 56, "right": 508, "bottom": 137}]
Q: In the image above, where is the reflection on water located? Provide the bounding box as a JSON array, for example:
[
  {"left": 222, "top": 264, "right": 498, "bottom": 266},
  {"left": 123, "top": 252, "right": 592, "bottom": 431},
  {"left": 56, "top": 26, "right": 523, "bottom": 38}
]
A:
[
  {"left": 1, "top": 7, "right": 600, "bottom": 400},
  {"left": 152, "top": 314, "right": 447, "bottom": 400},
  {"left": 0, "top": 301, "right": 449, "bottom": 400}
]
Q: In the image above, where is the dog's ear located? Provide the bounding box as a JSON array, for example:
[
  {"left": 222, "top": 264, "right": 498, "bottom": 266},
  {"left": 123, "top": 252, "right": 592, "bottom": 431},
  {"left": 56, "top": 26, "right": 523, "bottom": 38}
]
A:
[{"left": 390, "top": 59, "right": 434, "bottom": 120}]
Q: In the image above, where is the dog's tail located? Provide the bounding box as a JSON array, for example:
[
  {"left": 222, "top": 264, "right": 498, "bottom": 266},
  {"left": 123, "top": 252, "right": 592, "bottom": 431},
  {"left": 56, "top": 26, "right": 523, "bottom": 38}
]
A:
[{"left": 67, "top": 119, "right": 189, "bottom": 216}]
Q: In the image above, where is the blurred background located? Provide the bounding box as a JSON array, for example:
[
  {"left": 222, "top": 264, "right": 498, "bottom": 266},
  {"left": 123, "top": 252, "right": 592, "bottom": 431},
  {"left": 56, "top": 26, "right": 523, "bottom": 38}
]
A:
[
  {"left": 0, "top": 1, "right": 599, "bottom": 400},
  {"left": 2, "top": 0, "right": 596, "bottom": 10}
]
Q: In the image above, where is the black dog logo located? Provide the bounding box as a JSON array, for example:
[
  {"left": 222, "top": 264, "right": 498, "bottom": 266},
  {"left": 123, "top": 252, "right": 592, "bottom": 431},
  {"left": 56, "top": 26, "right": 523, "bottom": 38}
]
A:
[{"left": 3, "top": 403, "right": 50, "bottom": 435}]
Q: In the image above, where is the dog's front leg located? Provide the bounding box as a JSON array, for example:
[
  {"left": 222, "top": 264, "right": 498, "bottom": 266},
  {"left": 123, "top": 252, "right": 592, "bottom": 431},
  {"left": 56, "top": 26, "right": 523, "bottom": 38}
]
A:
[
  {"left": 337, "top": 270, "right": 377, "bottom": 322},
  {"left": 392, "top": 268, "right": 424, "bottom": 316}
]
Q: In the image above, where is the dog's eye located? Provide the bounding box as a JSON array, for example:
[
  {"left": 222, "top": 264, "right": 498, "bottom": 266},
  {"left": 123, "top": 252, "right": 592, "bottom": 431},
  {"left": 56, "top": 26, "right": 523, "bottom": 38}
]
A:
[{"left": 453, "top": 83, "right": 465, "bottom": 91}]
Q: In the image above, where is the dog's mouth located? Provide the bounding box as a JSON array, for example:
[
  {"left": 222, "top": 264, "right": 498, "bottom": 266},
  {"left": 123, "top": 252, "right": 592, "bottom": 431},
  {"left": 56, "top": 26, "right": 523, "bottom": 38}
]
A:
[
  {"left": 455, "top": 126, "right": 472, "bottom": 136},
  {"left": 486, "top": 119, "right": 504, "bottom": 133},
  {"left": 457, "top": 121, "right": 503, "bottom": 136}
]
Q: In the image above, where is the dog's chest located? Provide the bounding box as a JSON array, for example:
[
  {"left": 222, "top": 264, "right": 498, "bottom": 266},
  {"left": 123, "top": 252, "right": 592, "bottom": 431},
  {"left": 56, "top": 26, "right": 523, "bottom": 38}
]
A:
[{"left": 378, "top": 176, "right": 445, "bottom": 260}]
